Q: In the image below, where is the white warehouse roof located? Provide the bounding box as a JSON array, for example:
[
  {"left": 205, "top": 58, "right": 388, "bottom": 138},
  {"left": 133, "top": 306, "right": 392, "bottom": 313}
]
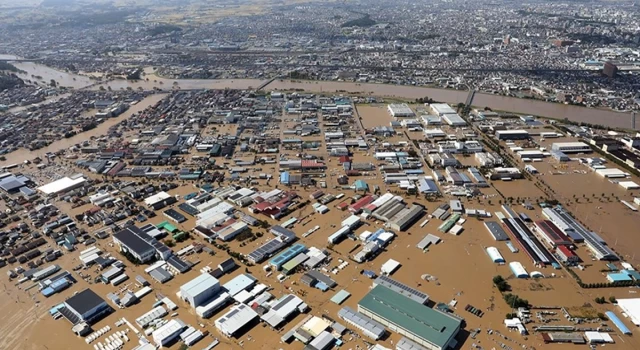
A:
[
  {"left": 509, "top": 262, "right": 528, "bottom": 278},
  {"left": 144, "top": 191, "right": 171, "bottom": 206},
  {"left": 381, "top": 258, "right": 401, "bottom": 275},
  {"left": 486, "top": 247, "right": 505, "bottom": 263},
  {"left": 152, "top": 318, "right": 186, "bottom": 346},
  {"left": 215, "top": 304, "right": 259, "bottom": 337},
  {"left": 38, "top": 175, "right": 86, "bottom": 195}
]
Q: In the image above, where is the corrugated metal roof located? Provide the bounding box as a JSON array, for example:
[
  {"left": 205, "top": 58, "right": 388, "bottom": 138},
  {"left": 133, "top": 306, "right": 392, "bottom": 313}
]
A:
[{"left": 358, "top": 285, "right": 460, "bottom": 347}]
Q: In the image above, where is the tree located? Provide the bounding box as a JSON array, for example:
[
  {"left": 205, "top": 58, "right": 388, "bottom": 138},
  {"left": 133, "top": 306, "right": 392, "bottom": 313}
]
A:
[
  {"left": 493, "top": 275, "right": 510, "bottom": 292},
  {"left": 503, "top": 293, "right": 528, "bottom": 308},
  {"left": 609, "top": 296, "right": 617, "bottom": 303}
]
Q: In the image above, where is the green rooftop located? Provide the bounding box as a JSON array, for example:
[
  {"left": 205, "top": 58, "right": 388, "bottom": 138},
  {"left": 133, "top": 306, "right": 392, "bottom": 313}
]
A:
[
  {"left": 358, "top": 285, "right": 461, "bottom": 348},
  {"left": 156, "top": 221, "right": 178, "bottom": 233}
]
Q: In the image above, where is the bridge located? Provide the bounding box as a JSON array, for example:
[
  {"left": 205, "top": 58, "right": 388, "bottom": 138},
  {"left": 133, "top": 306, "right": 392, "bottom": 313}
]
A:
[
  {"left": 465, "top": 89, "right": 476, "bottom": 106},
  {"left": 255, "top": 76, "right": 280, "bottom": 91}
]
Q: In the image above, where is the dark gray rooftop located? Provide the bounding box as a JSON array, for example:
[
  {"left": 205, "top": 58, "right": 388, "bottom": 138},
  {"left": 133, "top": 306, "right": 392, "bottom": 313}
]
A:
[{"left": 65, "top": 288, "right": 106, "bottom": 316}]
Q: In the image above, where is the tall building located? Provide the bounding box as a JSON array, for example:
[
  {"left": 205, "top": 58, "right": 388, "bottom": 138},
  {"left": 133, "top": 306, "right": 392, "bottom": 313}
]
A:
[{"left": 603, "top": 62, "right": 618, "bottom": 78}]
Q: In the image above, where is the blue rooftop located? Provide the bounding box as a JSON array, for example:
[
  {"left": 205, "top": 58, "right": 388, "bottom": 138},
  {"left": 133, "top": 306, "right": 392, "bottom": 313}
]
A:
[
  {"left": 280, "top": 172, "right": 290, "bottom": 184},
  {"left": 607, "top": 272, "right": 632, "bottom": 282}
]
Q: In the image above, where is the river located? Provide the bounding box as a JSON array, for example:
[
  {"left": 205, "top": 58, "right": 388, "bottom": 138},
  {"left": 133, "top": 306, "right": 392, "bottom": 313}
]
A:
[
  {"left": 3, "top": 56, "right": 636, "bottom": 130},
  {"left": 0, "top": 93, "right": 167, "bottom": 166}
]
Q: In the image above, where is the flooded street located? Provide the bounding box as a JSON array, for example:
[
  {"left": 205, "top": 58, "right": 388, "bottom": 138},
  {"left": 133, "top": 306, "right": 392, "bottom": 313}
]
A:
[{"left": 2, "top": 56, "right": 637, "bottom": 134}]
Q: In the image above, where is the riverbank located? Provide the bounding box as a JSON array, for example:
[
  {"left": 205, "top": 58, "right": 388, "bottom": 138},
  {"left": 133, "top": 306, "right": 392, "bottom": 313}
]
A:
[{"left": 3, "top": 56, "right": 637, "bottom": 130}]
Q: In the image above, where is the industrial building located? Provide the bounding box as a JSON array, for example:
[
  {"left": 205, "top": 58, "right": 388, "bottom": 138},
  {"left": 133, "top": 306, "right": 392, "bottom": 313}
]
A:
[
  {"left": 357, "top": 285, "right": 461, "bottom": 350},
  {"left": 442, "top": 114, "right": 466, "bottom": 127},
  {"left": 484, "top": 221, "right": 509, "bottom": 241},
  {"left": 196, "top": 292, "right": 230, "bottom": 319},
  {"left": 486, "top": 247, "right": 505, "bottom": 263},
  {"left": 387, "top": 104, "right": 415, "bottom": 117},
  {"left": 302, "top": 270, "right": 337, "bottom": 289},
  {"left": 416, "top": 234, "right": 441, "bottom": 251},
  {"left": 551, "top": 142, "right": 591, "bottom": 154},
  {"left": 542, "top": 206, "right": 617, "bottom": 261},
  {"left": 261, "top": 294, "right": 307, "bottom": 328},
  {"left": 179, "top": 273, "right": 221, "bottom": 308},
  {"left": 144, "top": 191, "right": 177, "bottom": 210},
  {"left": 308, "top": 331, "right": 335, "bottom": 350},
  {"left": 59, "top": 288, "right": 111, "bottom": 325},
  {"left": 136, "top": 306, "right": 168, "bottom": 328},
  {"left": 615, "top": 298, "right": 640, "bottom": 326},
  {"left": 152, "top": 318, "right": 186, "bottom": 347},
  {"left": 495, "top": 130, "right": 529, "bottom": 140},
  {"left": 502, "top": 217, "right": 555, "bottom": 265},
  {"left": 113, "top": 225, "right": 172, "bottom": 263},
  {"left": 490, "top": 167, "right": 523, "bottom": 180},
  {"left": 556, "top": 246, "right": 580, "bottom": 264},
  {"left": 397, "top": 337, "right": 430, "bottom": 350},
  {"left": 216, "top": 221, "right": 249, "bottom": 241},
  {"left": 270, "top": 244, "right": 307, "bottom": 271},
  {"left": 37, "top": 174, "right": 87, "bottom": 195},
  {"left": 222, "top": 273, "right": 257, "bottom": 297},
  {"left": 429, "top": 103, "right": 457, "bottom": 116},
  {"left": 534, "top": 220, "right": 571, "bottom": 246},
  {"left": 247, "top": 238, "right": 289, "bottom": 264},
  {"left": 509, "top": 262, "right": 529, "bottom": 278},
  {"left": 337, "top": 306, "right": 386, "bottom": 340},
  {"left": 215, "top": 304, "right": 259, "bottom": 337},
  {"left": 387, "top": 205, "right": 424, "bottom": 232}
]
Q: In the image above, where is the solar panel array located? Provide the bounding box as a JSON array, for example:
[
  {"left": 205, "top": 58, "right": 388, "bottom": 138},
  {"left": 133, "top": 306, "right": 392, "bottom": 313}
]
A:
[
  {"left": 247, "top": 239, "right": 285, "bottom": 263},
  {"left": 167, "top": 256, "right": 191, "bottom": 273},
  {"left": 178, "top": 203, "right": 199, "bottom": 216},
  {"left": 375, "top": 275, "right": 428, "bottom": 304},
  {"left": 551, "top": 207, "right": 616, "bottom": 259},
  {"left": 536, "top": 220, "right": 567, "bottom": 243}
]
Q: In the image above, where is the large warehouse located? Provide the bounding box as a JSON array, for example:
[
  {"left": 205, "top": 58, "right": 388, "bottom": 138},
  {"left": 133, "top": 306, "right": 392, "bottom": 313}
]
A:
[
  {"left": 387, "top": 204, "right": 424, "bottom": 232},
  {"left": 357, "top": 285, "right": 461, "bottom": 350},
  {"left": 113, "top": 225, "right": 172, "bottom": 263},
  {"left": 551, "top": 142, "right": 591, "bottom": 154},
  {"left": 60, "top": 288, "right": 111, "bottom": 325},
  {"left": 180, "top": 273, "right": 221, "bottom": 308},
  {"left": 495, "top": 130, "right": 529, "bottom": 140},
  {"left": 542, "top": 206, "right": 617, "bottom": 261},
  {"left": 215, "top": 304, "right": 259, "bottom": 337},
  {"left": 484, "top": 221, "right": 509, "bottom": 241},
  {"left": 37, "top": 174, "right": 87, "bottom": 195},
  {"left": 387, "top": 104, "right": 415, "bottom": 117}
]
